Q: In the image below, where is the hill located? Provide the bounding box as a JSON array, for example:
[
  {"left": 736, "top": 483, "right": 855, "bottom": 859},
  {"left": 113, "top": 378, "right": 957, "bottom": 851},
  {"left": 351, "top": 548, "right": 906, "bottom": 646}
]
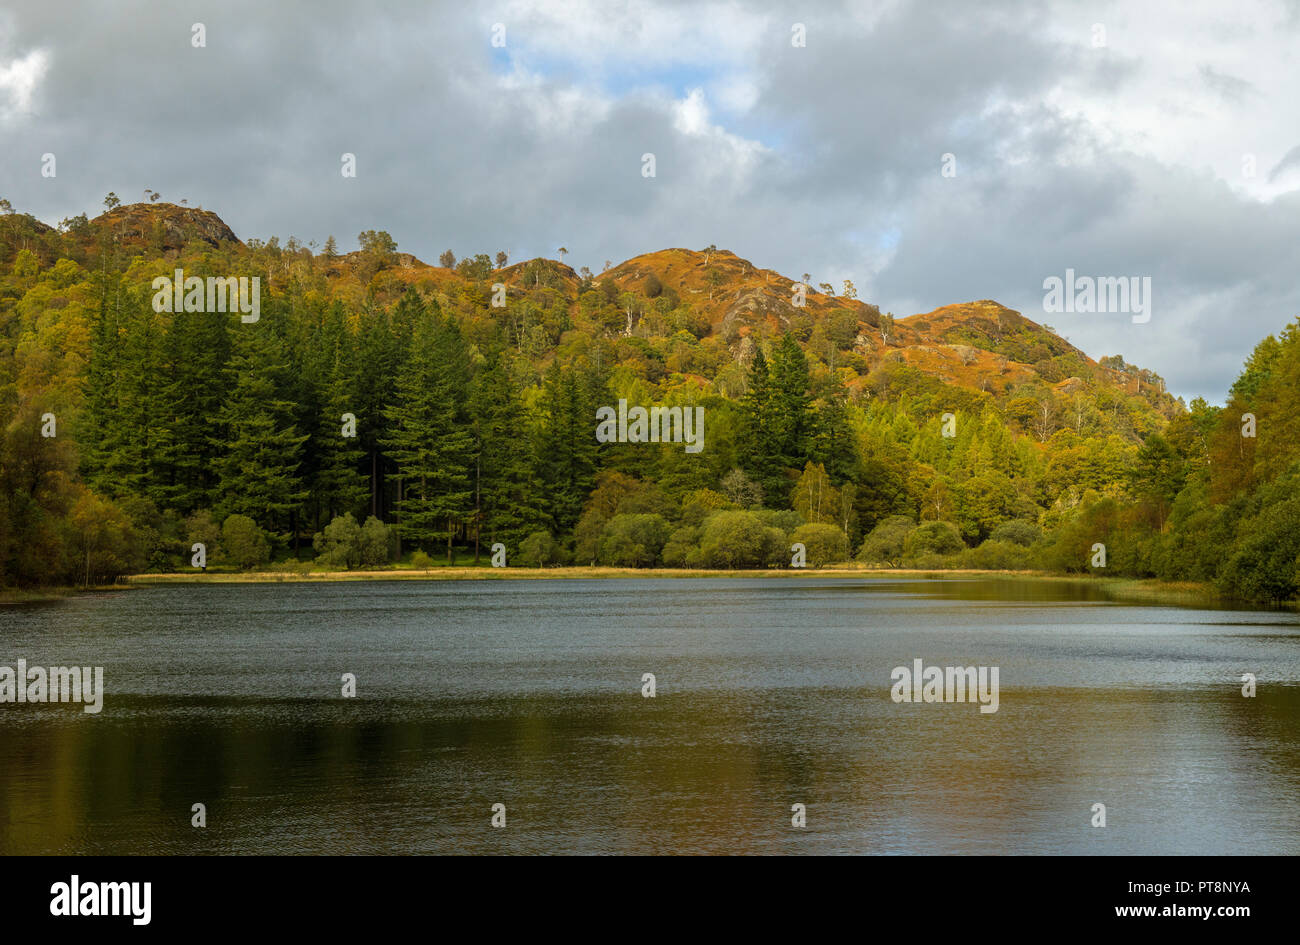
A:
[
  {"left": 0, "top": 200, "right": 1180, "bottom": 430},
  {"left": 11, "top": 197, "right": 1290, "bottom": 604}
]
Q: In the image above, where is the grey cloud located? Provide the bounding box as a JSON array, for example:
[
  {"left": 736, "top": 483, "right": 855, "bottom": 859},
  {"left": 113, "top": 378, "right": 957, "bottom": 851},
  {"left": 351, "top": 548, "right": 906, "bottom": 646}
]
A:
[
  {"left": 1198, "top": 64, "right": 1258, "bottom": 103},
  {"left": 1268, "top": 144, "right": 1300, "bottom": 183},
  {"left": 0, "top": 0, "right": 1295, "bottom": 403}
]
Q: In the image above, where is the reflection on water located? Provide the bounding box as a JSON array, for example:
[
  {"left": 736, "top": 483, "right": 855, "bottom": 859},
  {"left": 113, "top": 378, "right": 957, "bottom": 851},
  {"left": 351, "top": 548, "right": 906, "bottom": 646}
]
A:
[{"left": 2, "top": 577, "right": 1298, "bottom": 854}]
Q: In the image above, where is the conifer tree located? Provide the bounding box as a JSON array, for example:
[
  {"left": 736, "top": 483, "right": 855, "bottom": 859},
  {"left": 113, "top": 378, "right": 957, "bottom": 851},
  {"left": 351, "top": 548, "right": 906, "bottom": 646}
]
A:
[
  {"left": 115, "top": 285, "right": 179, "bottom": 508},
  {"left": 382, "top": 307, "right": 474, "bottom": 561},
  {"left": 167, "top": 289, "right": 231, "bottom": 512},
  {"left": 81, "top": 280, "right": 124, "bottom": 494},
  {"left": 740, "top": 345, "right": 782, "bottom": 503},
  {"left": 537, "top": 363, "right": 601, "bottom": 534},
  {"left": 469, "top": 349, "right": 545, "bottom": 559},
  {"left": 216, "top": 301, "right": 308, "bottom": 540},
  {"left": 768, "top": 332, "right": 814, "bottom": 471},
  {"left": 813, "top": 374, "right": 857, "bottom": 484},
  {"left": 353, "top": 300, "right": 398, "bottom": 519},
  {"left": 313, "top": 303, "right": 367, "bottom": 523}
]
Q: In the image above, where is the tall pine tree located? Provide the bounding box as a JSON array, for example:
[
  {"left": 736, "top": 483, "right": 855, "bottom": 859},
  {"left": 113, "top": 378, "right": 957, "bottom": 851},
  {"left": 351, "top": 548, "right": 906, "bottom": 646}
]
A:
[
  {"left": 166, "top": 282, "right": 231, "bottom": 513},
  {"left": 469, "top": 348, "right": 545, "bottom": 560},
  {"left": 310, "top": 301, "right": 367, "bottom": 525},
  {"left": 537, "top": 362, "right": 602, "bottom": 534},
  {"left": 382, "top": 302, "right": 474, "bottom": 561},
  {"left": 740, "top": 344, "right": 781, "bottom": 504},
  {"left": 216, "top": 299, "right": 308, "bottom": 541}
]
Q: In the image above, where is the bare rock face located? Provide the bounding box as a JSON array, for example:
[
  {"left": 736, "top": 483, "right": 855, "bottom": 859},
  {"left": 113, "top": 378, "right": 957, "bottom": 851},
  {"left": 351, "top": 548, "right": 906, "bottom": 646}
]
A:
[
  {"left": 721, "top": 286, "right": 798, "bottom": 335},
  {"left": 91, "top": 202, "right": 241, "bottom": 249},
  {"left": 948, "top": 343, "right": 979, "bottom": 365},
  {"left": 18, "top": 214, "right": 55, "bottom": 236}
]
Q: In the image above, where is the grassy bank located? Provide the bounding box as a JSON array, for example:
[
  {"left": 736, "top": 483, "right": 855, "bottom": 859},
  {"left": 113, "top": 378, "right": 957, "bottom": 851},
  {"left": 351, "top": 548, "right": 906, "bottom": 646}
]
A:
[
  {"left": 127, "top": 564, "right": 986, "bottom": 583},
  {"left": 0, "top": 585, "right": 126, "bottom": 604},
  {"left": 1038, "top": 576, "right": 1236, "bottom": 608}
]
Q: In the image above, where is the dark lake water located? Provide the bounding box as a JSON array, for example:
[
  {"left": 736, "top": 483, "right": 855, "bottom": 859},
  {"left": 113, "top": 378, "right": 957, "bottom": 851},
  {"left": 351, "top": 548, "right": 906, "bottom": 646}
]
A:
[{"left": 2, "top": 577, "right": 1298, "bottom": 854}]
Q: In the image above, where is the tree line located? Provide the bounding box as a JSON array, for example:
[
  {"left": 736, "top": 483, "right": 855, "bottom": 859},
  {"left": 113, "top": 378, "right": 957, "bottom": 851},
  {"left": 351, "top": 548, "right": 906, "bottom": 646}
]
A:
[{"left": 2, "top": 214, "right": 1299, "bottom": 602}]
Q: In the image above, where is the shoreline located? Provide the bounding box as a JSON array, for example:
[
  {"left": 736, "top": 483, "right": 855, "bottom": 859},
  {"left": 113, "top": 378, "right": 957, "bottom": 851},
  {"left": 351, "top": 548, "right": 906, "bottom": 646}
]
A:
[
  {"left": 126, "top": 564, "right": 1038, "bottom": 582},
  {"left": 0, "top": 585, "right": 126, "bottom": 604},
  {"left": 113, "top": 568, "right": 1248, "bottom": 609},
  {"left": 5, "top": 570, "right": 1265, "bottom": 611}
]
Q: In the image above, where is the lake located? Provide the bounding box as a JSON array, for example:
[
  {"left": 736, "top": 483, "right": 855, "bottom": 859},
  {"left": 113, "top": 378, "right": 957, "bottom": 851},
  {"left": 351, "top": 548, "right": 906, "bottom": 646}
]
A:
[{"left": 1, "top": 577, "right": 1297, "bottom": 854}]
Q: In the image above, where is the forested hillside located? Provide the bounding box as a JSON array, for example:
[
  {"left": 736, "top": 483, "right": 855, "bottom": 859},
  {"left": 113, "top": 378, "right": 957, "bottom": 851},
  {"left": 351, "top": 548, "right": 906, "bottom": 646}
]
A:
[{"left": 1, "top": 198, "right": 1296, "bottom": 601}]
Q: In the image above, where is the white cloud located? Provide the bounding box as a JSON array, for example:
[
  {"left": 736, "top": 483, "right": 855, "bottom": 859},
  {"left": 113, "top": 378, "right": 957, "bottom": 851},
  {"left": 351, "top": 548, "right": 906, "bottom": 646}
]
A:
[
  {"left": 0, "top": 47, "right": 47, "bottom": 119},
  {"left": 497, "top": 0, "right": 769, "bottom": 72},
  {"left": 1040, "top": 0, "right": 1300, "bottom": 202},
  {"left": 673, "top": 86, "right": 709, "bottom": 134}
]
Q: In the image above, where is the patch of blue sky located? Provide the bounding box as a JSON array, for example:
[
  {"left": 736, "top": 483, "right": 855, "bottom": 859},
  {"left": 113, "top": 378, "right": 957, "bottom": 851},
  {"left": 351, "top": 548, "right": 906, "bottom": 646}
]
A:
[
  {"left": 489, "top": 47, "right": 783, "bottom": 148},
  {"left": 877, "top": 227, "right": 902, "bottom": 250},
  {"left": 490, "top": 43, "right": 720, "bottom": 93},
  {"left": 839, "top": 224, "right": 900, "bottom": 255}
]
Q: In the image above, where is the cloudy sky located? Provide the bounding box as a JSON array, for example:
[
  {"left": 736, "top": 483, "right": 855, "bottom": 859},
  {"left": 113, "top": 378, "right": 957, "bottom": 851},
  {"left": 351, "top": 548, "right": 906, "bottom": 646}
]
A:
[{"left": 2, "top": 0, "right": 1298, "bottom": 402}]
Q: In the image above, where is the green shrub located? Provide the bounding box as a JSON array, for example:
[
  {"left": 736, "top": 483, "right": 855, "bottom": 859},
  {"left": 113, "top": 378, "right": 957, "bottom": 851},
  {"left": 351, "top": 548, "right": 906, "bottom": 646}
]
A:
[
  {"left": 962, "top": 539, "right": 1032, "bottom": 570},
  {"left": 988, "top": 519, "right": 1041, "bottom": 548},
  {"left": 358, "top": 516, "right": 394, "bottom": 566},
  {"left": 221, "top": 514, "right": 270, "bottom": 570},
  {"left": 572, "top": 510, "right": 607, "bottom": 565},
  {"left": 904, "top": 521, "right": 964, "bottom": 558},
  {"left": 698, "top": 511, "right": 785, "bottom": 568},
  {"left": 185, "top": 509, "right": 223, "bottom": 564},
  {"left": 518, "top": 531, "right": 565, "bottom": 567},
  {"left": 755, "top": 508, "right": 802, "bottom": 535},
  {"left": 661, "top": 526, "right": 702, "bottom": 568},
  {"left": 597, "top": 513, "right": 670, "bottom": 567},
  {"left": 314, "top": 514, "right": 362, "bottom": 569},
  {"left": 907, "top": 552, "right": 954, "bottom": 570},
  {"left": 1039, "top": 497, "right": 1119, "bottom": 573},
  {"left": 857, "top": 515, "right": 916, "bottom": 567},
  {"left": 790, "top": 522, "right": 849, "bottom": 567}
]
